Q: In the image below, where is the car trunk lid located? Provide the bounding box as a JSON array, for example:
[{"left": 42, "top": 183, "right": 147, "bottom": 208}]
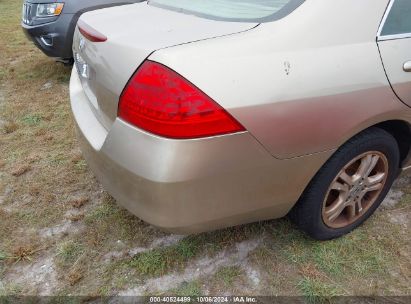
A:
[{"left": 73, "top": 2, "right": 257, "bottom": 130}]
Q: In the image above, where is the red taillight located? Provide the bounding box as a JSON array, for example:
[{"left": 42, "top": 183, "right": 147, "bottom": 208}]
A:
[
  {"left": 77, "top": 19, "right": 107, "bottom": 42},
  {"left": 118, "top": 61, "right": 245, "bottom": 139}
]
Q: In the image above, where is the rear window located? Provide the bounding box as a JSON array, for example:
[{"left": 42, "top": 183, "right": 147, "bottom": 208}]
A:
[{"left": 148, "top": 0, "right": 304, "bottom": 22}]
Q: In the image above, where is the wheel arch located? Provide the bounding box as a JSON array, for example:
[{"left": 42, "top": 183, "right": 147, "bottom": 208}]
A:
[
  {"left": 372, "top": 120, "right": 411, "bottom": 168},
  {"left": 330, "top": 119, "right": 411, "bottom": 170},
  {"left": 293, "top": 119, "right": 411, "bottom": 212}
]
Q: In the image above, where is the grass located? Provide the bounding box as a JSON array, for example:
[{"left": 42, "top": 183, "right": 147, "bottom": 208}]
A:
[
  {"left": 126, "top": 237, "right": 200, "bottom": 277},
  {"left": 398, "top": 193, "right": 411, "bottom": 208},
  {"left": 0, "top": 0, "right": 410, "bottom": 298},
  {"left": 85, "top": 201, "right": 118, "bottom": 223},
  {"left": 214, "top": 266, "right": 244, "bottom": 287},
  {"left": 298, "top": 277, "right": 342, "bottom": 303},
  {"left": 21, "top": 114, "right": 42, "bottom": 126},
  {"left": 283, "top": 228, "right": 393, "bottom": 277},
  {"left": 128, "top": 250, "right": 168, "bottom": 276},
  {"left": 0, "top": 284, "right": 23, "bottom": 297},
  {"left": 171, "top": 281, "right": 202, "bottom": 297},
  {"left": 56, "top": 241, "right": 84, "bottom": 264},
  {"left": 83, "top": 194, "right": 157, "bottom": 244},
  {"left": 0, "top": 251, "right": 7, "bottom": 261}
]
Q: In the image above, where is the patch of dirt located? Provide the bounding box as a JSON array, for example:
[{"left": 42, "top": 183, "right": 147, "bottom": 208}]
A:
[
  {"left": 0, "top": 185, "right": 12, "bottom": 205},
  {"left": 5, "top": 255, "right": 57, "bottom": 296},
  {"left": 36, "top": 189, "right": 103, "bottom": 239},
  {"left": 40, "top": 81, "right": 53, "bottom": 91},
  {"left": 38, "top": 220, "right": 85, "bottom": 239},
  {"left": 2, "top": 194, "right": 32, "bottom": 214},
  {"left": 243, "top": 264, "right": 261, "bottom": 287},
  {"left": 150, "top": 235, "right": 185, "bottom": 248},
  {"left": 392, "top": 173, "right": 411, "bottom": 188},
  {"left": 387, "top": 211, "right": 410, "bottom": 227},
  {"left": 119, "top": 239, "right": 262, "bottom": 295},
  {"left": 381, "top": 189, "right": 404, "bottom": 209},
  {"left": 102, "top": 235, "right": 185, "bottom": 263}
]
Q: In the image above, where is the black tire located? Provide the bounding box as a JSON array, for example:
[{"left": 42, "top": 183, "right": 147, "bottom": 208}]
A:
[{"left": 289, "top": 127, "right": 400, "bottom": 240}]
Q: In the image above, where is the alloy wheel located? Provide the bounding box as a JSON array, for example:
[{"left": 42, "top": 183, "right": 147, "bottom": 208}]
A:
[{"left": 322, "top": 151, "right": 389, "bottom": 229}]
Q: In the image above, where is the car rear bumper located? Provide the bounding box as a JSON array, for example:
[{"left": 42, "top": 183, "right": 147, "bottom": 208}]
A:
[
  {"left": 22, "top": 14, "right": 75, "bottom": 59},
  {"left": 70, "top": 67, "right": 333, "bottom": 233}
]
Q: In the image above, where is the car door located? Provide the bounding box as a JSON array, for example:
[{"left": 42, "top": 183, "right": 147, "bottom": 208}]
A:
[{"left": 378, "top": 0, "right": 411, "bottom": 106}]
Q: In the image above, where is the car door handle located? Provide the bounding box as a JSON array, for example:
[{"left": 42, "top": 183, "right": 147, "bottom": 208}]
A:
[{"left": 404, "top": 61, "right": 411, "bottom": 72}]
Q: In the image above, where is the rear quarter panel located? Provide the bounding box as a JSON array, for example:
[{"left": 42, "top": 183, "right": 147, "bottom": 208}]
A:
[{"left": 150, "top": 0, "right": 411, "bottom": 159}]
